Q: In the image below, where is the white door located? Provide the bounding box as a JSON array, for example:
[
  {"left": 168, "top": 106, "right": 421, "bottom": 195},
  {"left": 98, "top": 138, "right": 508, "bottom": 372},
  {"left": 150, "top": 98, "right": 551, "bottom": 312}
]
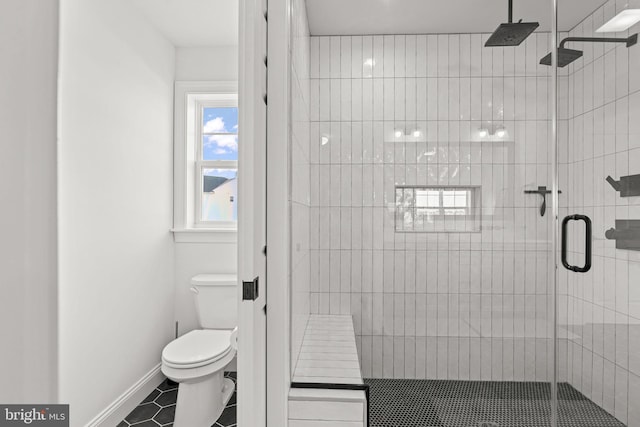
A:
[{"left": 237, "top": 0, "right": 268, "bottom": 425}]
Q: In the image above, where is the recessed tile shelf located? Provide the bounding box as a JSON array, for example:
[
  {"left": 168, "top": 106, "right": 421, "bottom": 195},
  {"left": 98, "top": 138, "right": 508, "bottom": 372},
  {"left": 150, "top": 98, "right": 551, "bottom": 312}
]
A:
[{"left": 395, "top": 185, "right": 481, "bottom": 233}]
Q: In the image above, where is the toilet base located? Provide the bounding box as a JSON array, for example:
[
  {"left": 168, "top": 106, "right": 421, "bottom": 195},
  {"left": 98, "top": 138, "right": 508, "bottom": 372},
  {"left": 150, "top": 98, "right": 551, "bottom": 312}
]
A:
[{"left": 173, "top": 372, "right": 235, "bottom": 427}]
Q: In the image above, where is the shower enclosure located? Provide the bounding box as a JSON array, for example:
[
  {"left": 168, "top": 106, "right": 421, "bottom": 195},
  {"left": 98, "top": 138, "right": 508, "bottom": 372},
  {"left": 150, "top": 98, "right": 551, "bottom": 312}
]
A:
[{"left": 287, "top": 0, "right": 640, "bottom": 425}]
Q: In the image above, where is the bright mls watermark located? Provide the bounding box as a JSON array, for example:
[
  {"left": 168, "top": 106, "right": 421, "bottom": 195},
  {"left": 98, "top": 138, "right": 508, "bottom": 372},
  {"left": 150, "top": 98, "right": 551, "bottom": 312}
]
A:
[{"left": 0, "top": 406, "right": 68, "bottom": 426}]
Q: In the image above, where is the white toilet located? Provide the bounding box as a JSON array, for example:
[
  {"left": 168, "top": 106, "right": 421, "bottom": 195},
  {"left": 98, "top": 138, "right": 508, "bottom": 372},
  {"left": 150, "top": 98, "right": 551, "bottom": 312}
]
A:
[{"left": 161, "top": 274, "right": 238, "bottom": 427}]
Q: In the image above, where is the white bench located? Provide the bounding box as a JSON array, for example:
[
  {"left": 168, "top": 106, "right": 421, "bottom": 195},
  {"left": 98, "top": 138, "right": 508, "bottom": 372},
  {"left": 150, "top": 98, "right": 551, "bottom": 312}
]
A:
[{"left": 288, "top": 315, "right": 367, "bottom": 427}]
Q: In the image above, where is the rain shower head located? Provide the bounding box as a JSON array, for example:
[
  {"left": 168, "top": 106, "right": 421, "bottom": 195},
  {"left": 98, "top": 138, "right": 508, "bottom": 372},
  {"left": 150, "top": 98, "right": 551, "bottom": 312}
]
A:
[
  {"left": 540, "top": 34, "right": 638, "bottom": 67},
  {"left": 539, "top": 48, "right": 583, "bottom": 67},
  {"left": 486, "top": 22, "right": 540, "bottom": 47},
  {"left": 485, "top": 0, "right": 539, "bottom": 47}
]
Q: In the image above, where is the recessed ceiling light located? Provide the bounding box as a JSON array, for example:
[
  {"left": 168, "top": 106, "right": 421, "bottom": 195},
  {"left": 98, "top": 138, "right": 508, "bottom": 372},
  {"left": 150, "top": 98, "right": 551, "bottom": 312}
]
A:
[
  {"left": 596, "top": 9, "right": 640, "bottom": 33},
  {"left": 394, "top": 130, "right": 403, "bottom": 138},
  {"left": 412, "top": 130, "right": 421, "bottom": 137},
  {"left": 478, "top": 128, "right": 489, "bottom": 138},
  {"left": 321, "top": 136, "right": 329, "bottom": 145}
]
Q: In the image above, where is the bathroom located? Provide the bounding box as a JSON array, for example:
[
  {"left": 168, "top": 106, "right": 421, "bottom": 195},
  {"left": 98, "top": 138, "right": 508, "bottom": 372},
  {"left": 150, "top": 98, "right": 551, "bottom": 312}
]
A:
[
  {"left": 3, "top": 0, "right": 242, "bottom": 426},
  {"left": 2, "top": 0, "right": 640, "bottom": 426}
]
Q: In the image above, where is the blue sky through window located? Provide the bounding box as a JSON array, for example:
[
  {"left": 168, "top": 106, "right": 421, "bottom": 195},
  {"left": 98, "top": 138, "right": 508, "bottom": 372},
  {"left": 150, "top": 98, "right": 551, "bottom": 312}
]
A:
[{"left": 202, "top": 107, "right": 238, "bottom": 161}]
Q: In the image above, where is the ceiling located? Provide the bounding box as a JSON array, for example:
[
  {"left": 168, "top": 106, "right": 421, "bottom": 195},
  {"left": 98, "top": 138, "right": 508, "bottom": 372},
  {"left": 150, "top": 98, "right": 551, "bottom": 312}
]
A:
[
  {"left": 132, "top": 0, "right": 238, "bottom": 47},
  {"left": 306, "top": 0, "right": 607, "bottom": 35}
]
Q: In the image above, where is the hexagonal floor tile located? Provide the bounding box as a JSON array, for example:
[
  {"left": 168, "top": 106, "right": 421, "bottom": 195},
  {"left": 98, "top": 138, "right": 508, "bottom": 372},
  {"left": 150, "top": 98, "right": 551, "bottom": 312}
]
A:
[
  {"left": 124, "top": 402, "right": 161, "bottom": 424},
  {"left": 120, "top": 372, "right": 236, "bottom": 427}
]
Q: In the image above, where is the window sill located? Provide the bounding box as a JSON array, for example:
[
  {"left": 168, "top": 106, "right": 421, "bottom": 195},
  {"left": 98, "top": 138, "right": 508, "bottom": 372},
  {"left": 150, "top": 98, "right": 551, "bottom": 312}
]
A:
[{"left": 171, "top": 228, "right": 237, "bottom": 243}]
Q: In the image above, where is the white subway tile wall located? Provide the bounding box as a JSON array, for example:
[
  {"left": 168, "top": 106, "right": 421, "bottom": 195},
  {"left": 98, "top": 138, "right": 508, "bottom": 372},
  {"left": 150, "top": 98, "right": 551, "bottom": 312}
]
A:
[
  {"left": 559, "top": 0, "right": 640, "bottom": 425},
  {"left": 308, "top": 32, "right": 558, "bottom": 383},
  {"left": 290, "top": 0, "right": 311, "bottom": 376}
]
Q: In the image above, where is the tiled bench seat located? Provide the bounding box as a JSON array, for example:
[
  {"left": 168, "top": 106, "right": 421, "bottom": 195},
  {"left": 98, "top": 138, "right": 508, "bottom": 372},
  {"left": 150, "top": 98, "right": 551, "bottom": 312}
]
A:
[{"left": 288, "top": 315, "right": 367, "bottom": 427}]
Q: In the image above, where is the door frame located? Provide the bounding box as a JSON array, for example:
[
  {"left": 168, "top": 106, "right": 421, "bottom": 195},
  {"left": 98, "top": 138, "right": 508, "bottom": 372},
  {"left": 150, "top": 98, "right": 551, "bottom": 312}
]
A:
[
  {"left": 237, "top": 0, "right": 269, "bottom": 424},
  {"left": 265, "top": 0, "right": 292, "bottom": 425},
  {"left": 237, "top": 0, "right": 292, "bottom": 424}
]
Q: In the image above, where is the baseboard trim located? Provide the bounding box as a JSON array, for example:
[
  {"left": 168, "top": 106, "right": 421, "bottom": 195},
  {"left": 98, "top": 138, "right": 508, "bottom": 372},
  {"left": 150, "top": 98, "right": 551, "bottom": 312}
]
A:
[{"left": 86, "top": 363, "right": 164, "bottom": 427}]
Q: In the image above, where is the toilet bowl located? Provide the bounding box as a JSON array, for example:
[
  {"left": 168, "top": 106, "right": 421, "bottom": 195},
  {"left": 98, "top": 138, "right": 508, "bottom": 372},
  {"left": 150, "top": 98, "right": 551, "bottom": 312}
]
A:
[
  {"left": 162, "top": 328, "right": 237, "bottom": 427},
  {"left": 161, "top": 274, "right": 239, "bottom": 427}
]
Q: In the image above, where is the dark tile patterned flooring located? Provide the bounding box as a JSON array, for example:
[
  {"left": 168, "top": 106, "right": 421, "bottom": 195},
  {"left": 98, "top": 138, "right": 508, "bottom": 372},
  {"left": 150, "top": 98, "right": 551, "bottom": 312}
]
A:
[
  {"left": 365, "top": 379, "right": 626, "bottom": 427},
  {"left": 118, "top": 372, "right": 236, "bottom": 427}
]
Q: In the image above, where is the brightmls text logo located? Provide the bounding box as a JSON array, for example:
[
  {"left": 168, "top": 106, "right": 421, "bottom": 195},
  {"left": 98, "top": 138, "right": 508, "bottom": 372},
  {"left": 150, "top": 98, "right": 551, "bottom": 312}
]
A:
[{"left": 0, "top": 406, "right": 68, "bottom": 427}]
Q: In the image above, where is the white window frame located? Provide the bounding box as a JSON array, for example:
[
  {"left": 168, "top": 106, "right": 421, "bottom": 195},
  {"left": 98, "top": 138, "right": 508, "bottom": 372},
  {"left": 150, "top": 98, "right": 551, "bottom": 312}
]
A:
[
  {"left": 172, "top": 81, "right": 238, "bottom": 243},
  {"left": 194, "top": 99, "right": 238, "bottom": 229}
]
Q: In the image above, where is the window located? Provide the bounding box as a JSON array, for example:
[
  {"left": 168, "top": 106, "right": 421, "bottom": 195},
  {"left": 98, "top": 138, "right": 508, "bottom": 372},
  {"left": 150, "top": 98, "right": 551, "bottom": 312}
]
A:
[
  {"left": 198, "top": 106, "right": 238, "bottom": 225},
  {"left": 173, "top": 82, "right": 238, "bottom": 242},
  {"left": 395, "top": 186, "right": 481, "bottom": 232}
]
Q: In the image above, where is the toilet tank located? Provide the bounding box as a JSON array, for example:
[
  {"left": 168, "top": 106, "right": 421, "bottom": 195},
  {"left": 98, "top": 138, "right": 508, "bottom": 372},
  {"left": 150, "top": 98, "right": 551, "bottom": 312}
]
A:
[{"left": 191, "top": 274, "right": 238, "bottom": 329}]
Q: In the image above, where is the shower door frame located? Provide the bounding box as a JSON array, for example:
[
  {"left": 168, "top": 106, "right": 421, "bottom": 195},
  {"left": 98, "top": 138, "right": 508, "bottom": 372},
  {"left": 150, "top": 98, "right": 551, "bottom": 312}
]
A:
[{"left": 550, "top": 0, "right": 560, "bottom": 426}]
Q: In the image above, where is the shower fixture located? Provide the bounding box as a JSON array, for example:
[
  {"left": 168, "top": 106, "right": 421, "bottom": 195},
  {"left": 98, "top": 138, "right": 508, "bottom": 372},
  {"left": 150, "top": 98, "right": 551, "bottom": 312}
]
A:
[
  {"left": 606, "top": 220, "right": 640, "bottom": 251},
  {"left": 485, "top": 0, "right": 539, "bottom": 47},
  {"left": 540, "top": 34, "right": 638, "bottom": 67},
  {"left": 524, "top": 186, "right": 561, "bottom": 217},
  {"left": 607, "top": 174, "right": 640, "bottom": 197}
]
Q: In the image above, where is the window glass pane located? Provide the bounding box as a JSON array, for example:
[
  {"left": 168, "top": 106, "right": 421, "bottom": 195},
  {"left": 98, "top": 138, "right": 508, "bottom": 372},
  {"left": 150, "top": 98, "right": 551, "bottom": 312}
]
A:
[
  {"left": 202, "top": 107, "right": 238, "bottom": 161},
  {"left": 203, "top": 107, "right": 238, "bottom": 133},
  {"left": 454, "top": 193, "right": 467, "bottom": 207},
  {"left": 202, "top": 135, "right": 238, "bottom": 161},
  {"left": 202, "top": 168, "right": 237, "bottom": 222},
  {"left": 442, "top": 191, "right": 456, "bottom": 207}
]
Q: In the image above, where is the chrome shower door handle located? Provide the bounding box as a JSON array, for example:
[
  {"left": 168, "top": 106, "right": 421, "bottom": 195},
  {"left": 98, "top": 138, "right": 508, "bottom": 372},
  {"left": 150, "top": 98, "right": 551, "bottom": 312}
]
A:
[{"left": 561, "top": 214, "right": 592, "bottom": 273}]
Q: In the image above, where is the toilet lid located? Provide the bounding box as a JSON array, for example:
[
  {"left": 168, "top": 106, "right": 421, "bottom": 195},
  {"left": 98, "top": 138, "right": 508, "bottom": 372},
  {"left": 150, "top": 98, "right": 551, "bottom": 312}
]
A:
[{"left": 162, "top": 329, "right": 232, "bottom": 367}]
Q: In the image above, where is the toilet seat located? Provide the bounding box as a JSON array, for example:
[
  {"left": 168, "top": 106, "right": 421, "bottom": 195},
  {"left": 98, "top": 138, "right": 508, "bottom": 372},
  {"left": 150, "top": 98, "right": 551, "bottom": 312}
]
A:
[{"left": 162, "top": 329, "right": 232, "bottom": 369}]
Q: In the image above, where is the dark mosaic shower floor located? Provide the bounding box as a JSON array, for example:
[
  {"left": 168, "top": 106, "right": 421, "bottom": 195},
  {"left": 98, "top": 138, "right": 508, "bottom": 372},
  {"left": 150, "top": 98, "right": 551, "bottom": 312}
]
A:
[
  {"left": 365, "top": 379, "right": 626, "bottom": 427},
  {"left": 118, "top": 372, "right": 236, "bottom": 427}
]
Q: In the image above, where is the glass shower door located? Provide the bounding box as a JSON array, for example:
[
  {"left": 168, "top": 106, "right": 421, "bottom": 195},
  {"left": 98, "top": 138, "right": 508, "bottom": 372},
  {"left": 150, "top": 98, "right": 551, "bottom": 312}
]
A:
[{"left": 554, "top": 0, "right": 640, "bottom": 426}]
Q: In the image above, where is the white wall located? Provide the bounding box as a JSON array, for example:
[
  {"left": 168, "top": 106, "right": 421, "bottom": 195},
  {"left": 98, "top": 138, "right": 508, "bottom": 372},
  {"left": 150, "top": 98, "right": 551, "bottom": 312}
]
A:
[
  {"left": 175, "top": 46, "right": 238, "bottom": 81},
  {"left": 308, "top": 33, "right": 557, "bottom": 381},
  {"left": 173, "top": 45, "right": 239, "bottom": 335},
  {"left": 0, "top": 0, "right": 59, "bottom": 404},
  {"left": 58, "top": 0, "right": 175, "bottom": 425},
  {"left": 174, "top": 243, "right": 237, "bottom": 334},
  {"left": 559, "top": 0, "right": 640, "bottom": 424}
]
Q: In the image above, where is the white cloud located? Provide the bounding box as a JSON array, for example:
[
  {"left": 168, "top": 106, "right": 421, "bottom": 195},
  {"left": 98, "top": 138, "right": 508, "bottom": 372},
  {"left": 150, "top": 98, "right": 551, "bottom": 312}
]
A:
[
  {"left": 203, "top": 117, "right": 227, "bottom": 133},
  {"left": 206, "top": 134, "right": 238, "bottom": 151}
]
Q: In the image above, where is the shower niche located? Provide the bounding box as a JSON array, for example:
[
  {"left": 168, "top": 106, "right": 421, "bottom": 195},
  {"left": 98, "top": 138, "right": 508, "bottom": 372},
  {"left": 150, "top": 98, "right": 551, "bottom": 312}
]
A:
[{"left": 395, "top": 185, "right": 481, "bottom": 233}]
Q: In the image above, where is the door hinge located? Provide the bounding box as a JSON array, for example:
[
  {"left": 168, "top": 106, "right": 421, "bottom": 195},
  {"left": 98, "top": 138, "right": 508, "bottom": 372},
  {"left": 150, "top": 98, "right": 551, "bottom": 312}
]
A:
[
  {"left": 263, "top": 245, "right": 267, "bottom": 256},
  {"left": 242, "top": 277, "right": 259, "bottom": 301}
]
